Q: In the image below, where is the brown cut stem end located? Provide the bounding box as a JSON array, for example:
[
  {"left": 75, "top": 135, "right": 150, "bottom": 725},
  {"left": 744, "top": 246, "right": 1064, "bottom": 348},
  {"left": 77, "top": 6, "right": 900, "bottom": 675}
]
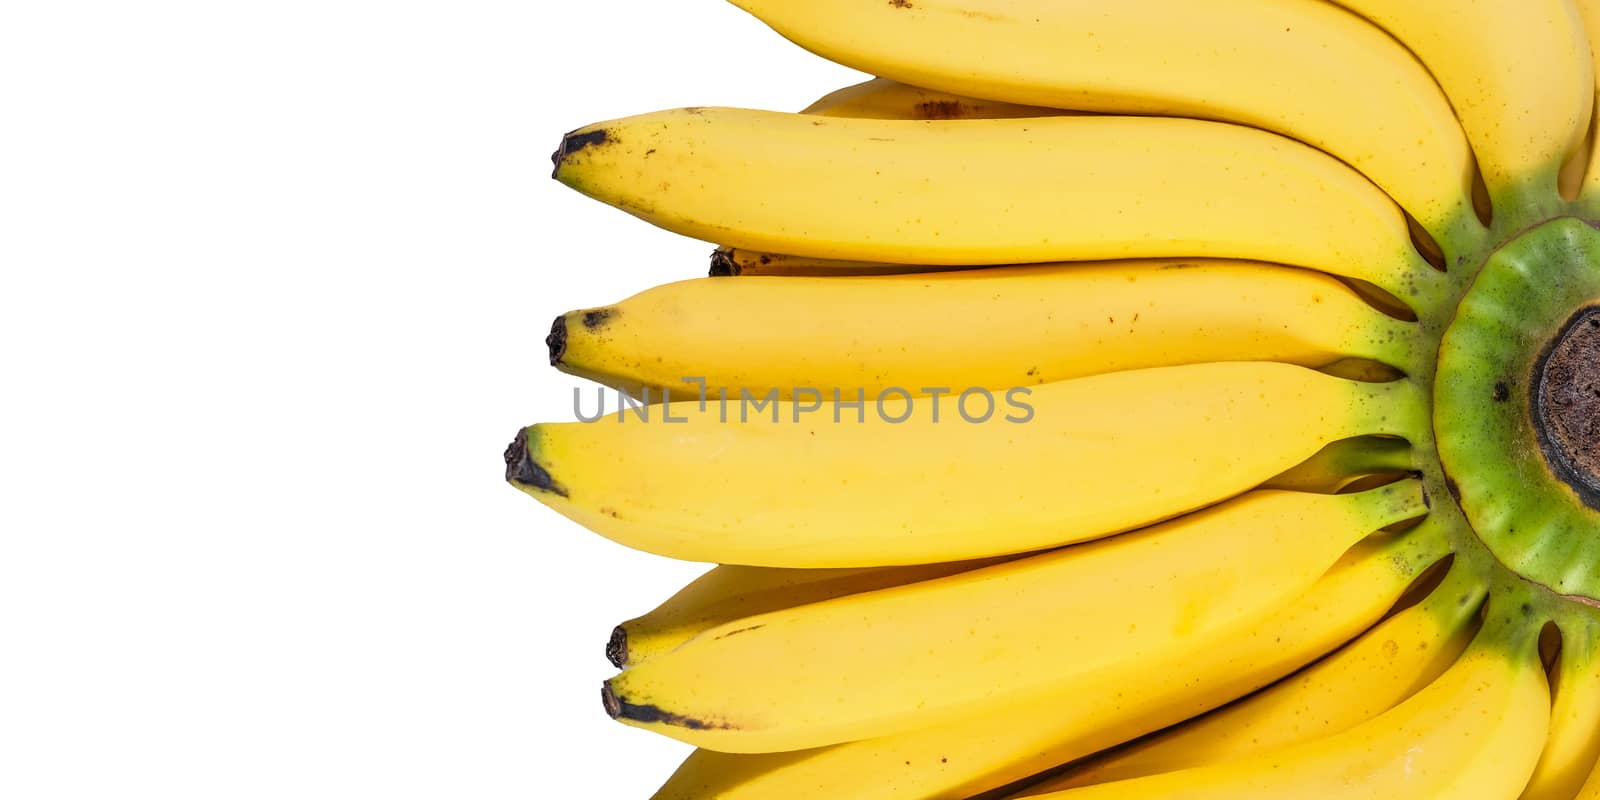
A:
[
  {"left": 605, "top": 626, "right": 629, "bottom": 669},
  {"left": 546, "top": 315, "right": 568, "bottom": 366}
]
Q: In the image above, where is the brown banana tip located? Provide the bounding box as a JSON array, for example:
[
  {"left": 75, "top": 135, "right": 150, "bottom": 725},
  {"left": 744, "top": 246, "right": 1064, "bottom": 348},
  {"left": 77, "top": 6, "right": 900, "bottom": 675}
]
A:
[
  {"left": 503, "top": 427, "right": 567, "bottom": 497},
  {"left": 546, "top": 315, "right": 568, "bottom": 366},
  {"left": 550, "top": 128, "right": 612, "bottom": 178},
  {"left": 601, "top": 681, "right": 622, "bottom": 719},
  {"left": 708, "top": 249, "right": 741, "bottom": 277},
  {"left": 606, "top": 626, "right": 629, "bottom": 669}
]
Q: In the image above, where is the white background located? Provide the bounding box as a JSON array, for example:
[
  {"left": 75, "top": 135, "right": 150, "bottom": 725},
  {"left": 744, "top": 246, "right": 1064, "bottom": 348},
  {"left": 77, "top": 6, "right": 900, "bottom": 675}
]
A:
[{"left": 1, "top": 3, "right": 865, "bottom": 797}]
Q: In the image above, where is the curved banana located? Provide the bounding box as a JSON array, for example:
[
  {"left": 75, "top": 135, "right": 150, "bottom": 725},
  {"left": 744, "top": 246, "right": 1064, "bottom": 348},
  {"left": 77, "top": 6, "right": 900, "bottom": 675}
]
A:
[
  {"left": 552, "top": 109, "right": 1434, "bottom": 299},
  {"left": 611, "top": 557, "right": 1013, "bottom": 668},
  {"left": 708, "top": 78, "right": 1062, "bottom": 278},
  {"left": 1019, "top": 563, "right": 1485, "bottom": 794},
  {"left": 1579, "top": 739, "right": 1600, "bottom": 799},
  {"left": 804, "top": 76, "right": 1061, "bottom": 120},
  {"left": 1577, "top": 0, "right": 1600, "bottom": 208},
  {"left": 728, "top": 0, "right": 1474, "bottom": 247},
  {"left": 1524, "top": 617, "right": 1600, "bottom": 800},
  {"left": 1260, "top": 436, "right": 1415, "bottom": 493},
  {"left": 1581, "top": 766, "right": 1600, "bottom": 799},
  {"left": 507, "top": 362, "right": 1426, "bottom": 567},
  {"left": 1036, "top": 619, "right": 1550, "bottom": 800},
  {"left": 552, "top": 260, "right": 1416, "bottom": 400},
  {"left": 603, "top": 483, "right": 1425, "bottom": 753},
  {"left": 1329, "top": 0, "right": 1593, "bottom": 215},
  {"left": 650, "top": 530, "right": 1449, "bottom": 799},
  {"left": 708, "top": 247, "right": 948, "bottom": 277}
]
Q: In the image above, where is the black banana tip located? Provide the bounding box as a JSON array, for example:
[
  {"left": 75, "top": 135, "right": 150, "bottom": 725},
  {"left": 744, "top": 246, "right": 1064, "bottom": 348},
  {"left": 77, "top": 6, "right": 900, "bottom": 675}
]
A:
[
  {"left": 708, "top": 249, "right": 741, "bottom": 277},
  {"left": 503, "top": 427, "right": 566, "bottom": 496},
  {"left": 550, "top": 128, "right": 612, "bottom": 178},
  {"left": 606, "top": 626, "right": 629, "bottom": 669},
  {"left": 601, "top": 681, "right": 622, "bottom": 719},
  {"left": 546, "top": 315, "right": 568, "bottom": 366}
]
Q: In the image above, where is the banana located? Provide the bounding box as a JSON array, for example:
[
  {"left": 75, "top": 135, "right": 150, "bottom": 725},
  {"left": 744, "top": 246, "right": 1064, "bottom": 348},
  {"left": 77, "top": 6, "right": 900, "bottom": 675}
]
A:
[
  {"left": 804, "top": 76, "right": 1061, "bottom": 120},
  {"left": 611, "top": 557, "right": 1015, "bottom": 668},
  {"left": 1017, "top": 562, "right": 1486, "bottom": 794},
  {"left": 708, "top": 247, "right": 950, "bottom": 277},
  {"left": 602, "top": 483, "right": 1425, "bottom": 753},
  {"left": 727, "top": 0, "right": 1474, "bottom": 247},
  {"left": 1260, "top": 436, "right": 1415, "bottom": 493},
  {"left": 551, "top": 260, "right": 1417, "bottom": 401},
  {"left": 1523, "top": 616, "right": 1600, "bottom": 800},
  {"left": 507, "top": 361, "right": 1426, "bottom": 567},
  {"left": 650, "top": 529, "right": 1450, "bottom": 799},
  {"left": 1329, "top": 0, "right": 1593, "bottom": 215},
  {"left": 551, "top": 109, "right": 1435, "bottom": 299},
  {"left": 1032, "top": 617, "right": 1550, "bottom": 800},
  {"left": 1577, "top": 0, "right": 1600, "bottom": 208},
  {"left": 705, "top": 79, "right": 1060, "bottom": 278}
]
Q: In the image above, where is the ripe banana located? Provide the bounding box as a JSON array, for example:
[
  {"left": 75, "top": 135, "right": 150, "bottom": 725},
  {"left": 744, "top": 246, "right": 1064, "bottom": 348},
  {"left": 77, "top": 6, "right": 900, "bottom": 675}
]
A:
[
  {"left": 1031, "top": 618, "right": 1550, "bottom": 799},
  {"left": 803, "top": 76, "right": 1061, "bottom": 120},
  {"left": 704, "top": 78, "right": 1058, "bottom": 279},
  {"left": 727, "top": 0, "right": 1474, "bottom": 247},
  {"left": 552, "top": 109, "right": 1435, "bottom": 299},
  {"left": 1581, "top": 766, "right": 1600, "bottom": 800},
  {"left": 610, "top": 556, "right": 1014, "bottom": 668},
  {"left": 1523, "top": 616, "right": 1600, "bottom": 800},
  {"left": 1018, "top": 561, "right": 1486, "bottom": 794},
  {"left": 1578, "top": 0, "right": 1600, "bottom": 208},
  {"left": 602, "top": 483, "right": 1425, "bottom": 753},
  {"left": 552, "top": 260, "right": 1417, "bottom": 401},
  {"left": 649, "top": 529, "right": 1450, "bottom": 799},
  {"left": 507, "top": 362, "right": 1426, "bottom": 567},
  {"left": 1329, "top": 0, "right": 1593, "bottom": 214}
]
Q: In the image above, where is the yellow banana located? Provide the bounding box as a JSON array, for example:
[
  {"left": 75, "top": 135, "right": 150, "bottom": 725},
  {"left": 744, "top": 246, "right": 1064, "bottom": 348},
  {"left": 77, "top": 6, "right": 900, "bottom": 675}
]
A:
[
  {"left": 706, "top": 78, "right": 1063, "bottom": 278},
  {"left": 552, "top": 260, "right": 1416, "bottom": 400},
  {"left": 1330, "top": 0, "right": 1593, "bottom": 213},
  {"left": 708, "top": 247, "right": 950, "bottom": 277},
  {"left": 1524, "top": 616, "right": 1600, "bottom": 800},
  {"left": 507, "top": 362, "right": 1426, "bottom": 567},
  {"left": 728, "top": 0, "right": 1474, "bottom": 246},
  {"left": 611, "top": 557, "right": 1014, "bottom": 668},
  {"left": 552, "top": 109, "right": 1434, "bottom": 298},
  {"left": 1579, "top": 737, "right": 1600, "bottom": 799},
  {"left": 602, "top": 483, "right": 1425, "bottom": 753},
  {"left": 1019, "top": 562, "right": 1485, "bottom": 794},
  {"left": 1581, "top": 767, "right": 1600, "bottom": 799},
  {"left": 1033, "top": 619, "right": 1550, "bottom": 800},
  {"left": 804, "top": 76, "right": 1061, "bottom": 120},
  {"left": 1577, "top": 0, "right": 1600, "bottom": 208},
  {"left": 650, "top": 530, "right": 1450, "bottom": 799},
  {"left": 1260, "top": 436, "right": 1415, "bottom": 493}
]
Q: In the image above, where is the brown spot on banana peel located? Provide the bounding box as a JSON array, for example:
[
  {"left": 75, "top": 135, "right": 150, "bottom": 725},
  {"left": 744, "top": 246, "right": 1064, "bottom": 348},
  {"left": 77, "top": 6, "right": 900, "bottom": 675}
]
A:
[
  {"left": 601, "top": 682, "right": 731, "bottom": 730},
  {"left": 581, "top": 308, "right": 612, "bottom": 329},
  {"left": 503, "top": 427, "right": 567, "bottom": 497},
  {"left": 606, "top": 626, "right": 629, "bottom": 669},
  {"left": 916, "top": 100, "right": 966, "bottom": 119},
  {"left": 549, "top": 128, "right": 612, "bottom": 177},
  {"left": 712, "top": 624, "right": 765, "bottom": 641},
  {"left": 545, "top": 315, "right": 567, "bottom": 366}
]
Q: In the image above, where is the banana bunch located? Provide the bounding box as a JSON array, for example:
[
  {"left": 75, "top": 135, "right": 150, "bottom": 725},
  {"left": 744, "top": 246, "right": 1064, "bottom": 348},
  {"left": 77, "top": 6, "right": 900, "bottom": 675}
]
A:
[{"left": 510, "top": 1, "right": 1600, "bottom": 797}]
